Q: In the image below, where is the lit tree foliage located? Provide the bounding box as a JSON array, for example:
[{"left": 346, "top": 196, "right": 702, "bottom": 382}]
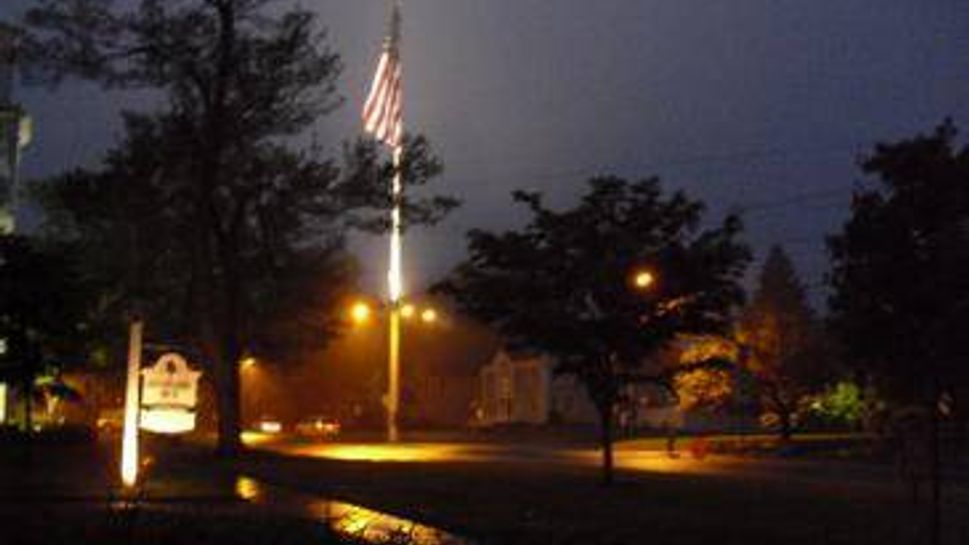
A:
[
  {"left": 737, "top": 245, "right": 826, "bottom": 440},
  {"left": 673, "top": 336, "right": 738, "bottom": 412}
]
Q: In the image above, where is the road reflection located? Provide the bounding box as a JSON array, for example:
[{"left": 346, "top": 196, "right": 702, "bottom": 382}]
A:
[
  {"left": 234, "top": 476, "right": 472, "bottom": 545},
  {"left": 287, "top": 443, "right": 465, "bottom": 463},
  {"left": 246, "top": 434, "right": 713, "bottom": 476}
]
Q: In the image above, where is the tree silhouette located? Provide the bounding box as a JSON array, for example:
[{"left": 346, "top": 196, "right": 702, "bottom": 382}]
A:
[
  {"left": 738, "top": 245, "right": 824, "bottom": 440},
  {"left": 23, "top": 0, "right": 456, "bottom": 454},
  {"left": 828, "top": 121, "right": 969, "bottom": 408},
  {"left": 438, "top": 176, "right": 749, "bottom": 484}
]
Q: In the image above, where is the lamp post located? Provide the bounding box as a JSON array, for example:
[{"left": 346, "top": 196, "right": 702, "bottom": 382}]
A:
[{"left": 348, "top": 298, "right": 440, "bottom": 441}]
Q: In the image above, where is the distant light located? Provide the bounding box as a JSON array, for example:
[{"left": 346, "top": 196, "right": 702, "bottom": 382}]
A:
[
  {"left": 258, "top": 420, "right": 282, "bottom": 434},
  {"left": 241, "top": 357, "right": 257, "bottom": 369},
  {"left": 235, "top": 476, "right": 262, "bottom": 501},
  {"left": 350, "top": 302, "right": 372, "bottom": 325},
  {"left": 420, "top": 308, "right": 438, "bottom": 324},
  {"left": 633, "top": 270, "right": 656, "bottom": 290},
  {"left": 400, "top": 303, "right": 416, "bottom": 319}
]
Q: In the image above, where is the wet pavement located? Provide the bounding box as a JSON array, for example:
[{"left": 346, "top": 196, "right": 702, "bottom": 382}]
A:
[
  {"left": 235, "top": 475, "right": 473, "bottom": 545},
  {"left": 0, "top": 439, "right": 475, "bottom": 545}
]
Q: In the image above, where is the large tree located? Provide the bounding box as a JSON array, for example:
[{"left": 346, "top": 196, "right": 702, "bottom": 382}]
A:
[
  {"left": 828, "top": 121, "right": 969, "bottom": 409},
  {"left": 737, "top": 245, "right": 826, "bottom": 440},
  {"left": 0, "top": 235, "right": 88, "bottom": 433},
  {"left": 438, "top": 176, "right": 749, "bottom": 484},
  {"left": 23, "top": 0, "right": 456, "bottom": 454}
]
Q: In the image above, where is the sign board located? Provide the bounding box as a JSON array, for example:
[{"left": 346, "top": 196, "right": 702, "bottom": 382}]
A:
[{"left": 139, "top": 353, "right": 202, "bottom": 434}]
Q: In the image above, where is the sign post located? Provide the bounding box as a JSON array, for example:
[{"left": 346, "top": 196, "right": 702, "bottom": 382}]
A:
[{"left": 120, "top": 320, "right": 143, "bottom": 489}]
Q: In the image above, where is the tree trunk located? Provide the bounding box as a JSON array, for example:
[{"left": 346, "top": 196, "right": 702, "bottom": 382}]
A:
[
  {"left": 21, "top": 369, "right": 32, "bottom": 435},
  {"left": 599, "top": 406, "right": 614, "bottom": 486},
  {"left": 19, "top": 331, "right": 34, "bottom": 435},
  {"left": 779, "top": 409, "right": 793, "bottom": 442},
  {"left": 214, "top": 251, "right": 244, "bottom": 457},
  {"left": 215, "top": 349, "right": 242, "bottom": 456}
]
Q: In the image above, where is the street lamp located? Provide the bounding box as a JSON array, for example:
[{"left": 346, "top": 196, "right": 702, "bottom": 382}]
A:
[
  {"left": 349, "top": 300, "right": 439, "bottom": 328},
  {"left": 632, "top": 269, "right": 656, "bottom": 291},
  {"left": 420, "top": 308, "right": 438, "bottom": 324},
  {"left": 350, "top": 301, "right": 372, "bottom": 325},
  {"left": 346, "top": 298, "right": 441, "bottom": 442}
]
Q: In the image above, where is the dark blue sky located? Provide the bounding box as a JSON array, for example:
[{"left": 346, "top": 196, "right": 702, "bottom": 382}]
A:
[{"left": 3, "top": 1, "right": 969, "bottom": 309}]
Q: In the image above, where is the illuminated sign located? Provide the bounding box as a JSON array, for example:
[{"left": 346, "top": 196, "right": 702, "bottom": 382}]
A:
[{"left": 139, "top": 353, "right": 201, "bottom": 434}]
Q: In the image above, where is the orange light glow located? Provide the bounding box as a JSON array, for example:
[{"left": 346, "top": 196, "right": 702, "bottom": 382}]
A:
[
  {"left": 420, "top": 308, "right": 438, "bottom": 324},
  {"left": 400, "top": 303, "right": 416, "bottom": 319},
  {"left": 633, "top": 270, "right": 656, "bottom": 290},
  {"left": 350, "top": 302, "right": 372, "bottom": 325},
  {"left": 288, "top": 443, "right": 459, "bottom": 463}
]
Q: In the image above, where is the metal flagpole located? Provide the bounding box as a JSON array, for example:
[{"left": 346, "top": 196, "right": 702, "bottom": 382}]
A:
[
  {"left": 385, "top": 0, "right": 404, "bottom": 444},
  {"left": 363, "top": 0, "right": 405, "bottom": 443},
  {"left": 388, "top": 144, "right": 403, "bottom": 442}
]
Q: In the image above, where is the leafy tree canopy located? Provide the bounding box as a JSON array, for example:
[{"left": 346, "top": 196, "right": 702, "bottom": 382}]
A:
[
  {"left": 828, "top": 121, "right": 969, "bottom": 405},
  {"left": 738, "top": 245, "right": 827, "bottom": 438},
  {"left": 0, "top": 235, "right": 88, "bottom": 380},
  {"left": 21, "top": 0, "right": 457, "bottom": 453},
  {"left": 438, "top": 176, "right": 749, "bottom": 482}
]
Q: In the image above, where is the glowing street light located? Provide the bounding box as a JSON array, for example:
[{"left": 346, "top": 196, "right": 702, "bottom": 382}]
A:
[
  {"left": 346, "top": 295, "right": 439, "bottom": 443},
  {"left": 632, "top": 269, "right": 656, "bottom": 290},
  {"left": 350, "top": 301, "right": 372, "bottom": 325},
  {"left": 420, "top": 308, "right": 438, "bottom": 324},
  {"left": 349, "top": 300, "right": 440, "bottom": 327}
]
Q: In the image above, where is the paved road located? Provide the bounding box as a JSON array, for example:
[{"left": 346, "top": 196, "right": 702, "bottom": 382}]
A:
[{"left": 246, "top": 432, "right": 969, "bottom": 495}]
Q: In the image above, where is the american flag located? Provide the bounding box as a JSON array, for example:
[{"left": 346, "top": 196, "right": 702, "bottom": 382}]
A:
[{"left": 363, "top": 2, "right": 403, "bottom": 149}]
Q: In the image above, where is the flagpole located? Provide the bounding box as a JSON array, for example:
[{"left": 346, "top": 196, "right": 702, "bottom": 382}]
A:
[
  {"left": 388, "top": 143, "right": 403, "bottom": 442},
  {"left": 363, "top": 0, "right": 405, "bottom": 443}
]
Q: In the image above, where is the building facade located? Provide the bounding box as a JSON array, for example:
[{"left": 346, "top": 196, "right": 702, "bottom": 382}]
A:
[{"left": 475, "top": 350, "right": 597, "bottom": 426}]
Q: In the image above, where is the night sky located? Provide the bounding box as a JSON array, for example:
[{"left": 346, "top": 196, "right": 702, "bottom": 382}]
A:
[{"left": 3, "top": 1, "right": 968, "bottom": 310}]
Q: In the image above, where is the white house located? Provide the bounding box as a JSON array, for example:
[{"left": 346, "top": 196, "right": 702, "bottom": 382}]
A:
[
  {"left": 476, "top": 350, "right": 597, "bottom": 426},
  {"left": 476, "top": 336, "right": 745, "bottom": 432}
]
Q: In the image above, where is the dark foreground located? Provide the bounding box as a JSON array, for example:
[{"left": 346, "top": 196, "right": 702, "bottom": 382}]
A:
[
  {"left": 237, "top": 434, "right": 969, "bottom": 545},
  {"left": 3, "top": 431, "right": 969, "bottom": 544},
  {"left": 0, "top": 436, "right": 351, "bottom": 545}
]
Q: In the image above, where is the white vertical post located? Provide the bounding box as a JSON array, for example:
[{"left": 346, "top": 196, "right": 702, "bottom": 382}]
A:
[{"left": 121, "top": 320, "right": 143, "bottom": 488}]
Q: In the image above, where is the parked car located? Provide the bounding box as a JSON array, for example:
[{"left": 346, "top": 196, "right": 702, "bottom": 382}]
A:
[
  {"left": 294, "top": 415, "right": 341, "bottom": 439},
  {"left": 254, "top": 415, "right": 283, "bottom": 434}
]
